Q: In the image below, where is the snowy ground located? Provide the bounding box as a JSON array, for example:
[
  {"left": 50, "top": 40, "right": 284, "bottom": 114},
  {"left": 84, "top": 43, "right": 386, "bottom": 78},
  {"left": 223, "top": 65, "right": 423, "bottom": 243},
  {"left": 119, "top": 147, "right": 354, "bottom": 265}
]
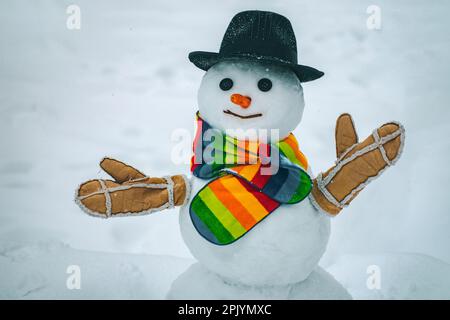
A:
[
  {"left": 0, "top": 240, "right": 194, "bottom": 299},
  {"left": 1, "top": 0, "right": 450, "bottom": 299},
  {"left": 328, "top": 253, "right": 450, "bottom": 299},
  {"left": 1, "top": 241, "right": 448, "bottom": 299}
]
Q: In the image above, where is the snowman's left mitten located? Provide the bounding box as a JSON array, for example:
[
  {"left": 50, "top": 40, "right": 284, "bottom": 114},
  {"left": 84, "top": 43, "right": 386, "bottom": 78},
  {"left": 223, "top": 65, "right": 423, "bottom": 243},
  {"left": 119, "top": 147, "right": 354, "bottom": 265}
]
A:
[
  {"left": 75, "top": 158, "right": 190, "bottom": 218},
  {"left": 310, "top": 114, "right": 405, "bottom": 216}
]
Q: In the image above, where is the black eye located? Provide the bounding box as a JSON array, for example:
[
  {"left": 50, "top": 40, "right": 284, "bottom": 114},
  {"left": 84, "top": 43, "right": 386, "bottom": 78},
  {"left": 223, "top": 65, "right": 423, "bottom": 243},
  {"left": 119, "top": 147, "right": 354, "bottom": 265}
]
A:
[
  {"left": 258, "top": 78, "right": 272, "bottom": 92},
  {"left": 219, "top": 78, "right": 233, "bottom": 91}
]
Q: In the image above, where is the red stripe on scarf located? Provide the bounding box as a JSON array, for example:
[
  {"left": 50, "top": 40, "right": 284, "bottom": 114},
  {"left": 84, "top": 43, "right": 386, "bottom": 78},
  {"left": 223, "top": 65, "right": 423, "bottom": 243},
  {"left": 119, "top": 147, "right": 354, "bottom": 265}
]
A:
[{"left": 238, "top": 177, "right": 279, "bottom": 213}]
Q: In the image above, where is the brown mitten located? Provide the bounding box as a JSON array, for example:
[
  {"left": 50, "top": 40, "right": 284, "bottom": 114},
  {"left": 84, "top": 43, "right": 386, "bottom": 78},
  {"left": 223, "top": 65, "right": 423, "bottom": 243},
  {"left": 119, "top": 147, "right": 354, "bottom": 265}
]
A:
[
  {"left": 311, "top": 114, "right": 405, "bottom": 216},
  {"left": 75, "top": 158, "right": 190, "bottom": 218}
]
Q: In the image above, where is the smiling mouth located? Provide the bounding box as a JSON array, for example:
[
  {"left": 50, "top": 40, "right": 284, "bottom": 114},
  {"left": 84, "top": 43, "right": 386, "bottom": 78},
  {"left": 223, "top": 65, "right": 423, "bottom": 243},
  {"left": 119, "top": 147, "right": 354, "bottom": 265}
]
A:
[{"left": 223, "top": 109, "right": 263, "bottom": 119}]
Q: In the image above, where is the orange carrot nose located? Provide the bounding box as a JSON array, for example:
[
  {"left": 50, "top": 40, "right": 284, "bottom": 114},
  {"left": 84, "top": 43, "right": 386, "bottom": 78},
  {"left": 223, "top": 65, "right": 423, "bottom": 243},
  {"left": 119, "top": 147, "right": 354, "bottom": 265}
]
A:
[{"left": 230, "top": 94, "right": 252, "bottom": 108}]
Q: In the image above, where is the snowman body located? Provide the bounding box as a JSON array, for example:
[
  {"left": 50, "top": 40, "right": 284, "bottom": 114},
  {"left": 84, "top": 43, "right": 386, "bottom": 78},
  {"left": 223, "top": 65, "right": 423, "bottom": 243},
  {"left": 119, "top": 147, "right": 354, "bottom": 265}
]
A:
[
  {"left": 180, "top": 178, "right": 330, "bottom": 286},
  {"left": 178, "top": 60, "right": 331, "bottom": 286}
]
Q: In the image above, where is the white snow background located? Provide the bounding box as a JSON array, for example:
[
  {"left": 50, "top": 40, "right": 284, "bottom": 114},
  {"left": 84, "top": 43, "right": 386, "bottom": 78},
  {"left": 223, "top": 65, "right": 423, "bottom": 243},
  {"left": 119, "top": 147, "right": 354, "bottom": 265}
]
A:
[{"left": 0, "top": 0, "right": 449, "bottom": 299}]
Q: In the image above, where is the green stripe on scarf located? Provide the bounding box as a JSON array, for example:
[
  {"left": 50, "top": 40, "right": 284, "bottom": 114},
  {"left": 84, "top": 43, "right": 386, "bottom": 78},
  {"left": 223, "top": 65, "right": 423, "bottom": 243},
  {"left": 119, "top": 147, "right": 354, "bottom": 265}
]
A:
[
  {"left": 191, "top": 196, "right": 235, "bottom": 244},
  {"left": 198, "top": 187, "right": 247, "bottom": 238}
]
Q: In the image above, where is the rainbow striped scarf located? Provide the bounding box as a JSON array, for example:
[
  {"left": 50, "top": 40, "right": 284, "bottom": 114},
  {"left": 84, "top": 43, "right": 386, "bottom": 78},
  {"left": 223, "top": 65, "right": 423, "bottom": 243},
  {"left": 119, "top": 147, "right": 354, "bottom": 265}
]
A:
[{"left": 190, "top": 114, "right": 312, "bottom": 245}]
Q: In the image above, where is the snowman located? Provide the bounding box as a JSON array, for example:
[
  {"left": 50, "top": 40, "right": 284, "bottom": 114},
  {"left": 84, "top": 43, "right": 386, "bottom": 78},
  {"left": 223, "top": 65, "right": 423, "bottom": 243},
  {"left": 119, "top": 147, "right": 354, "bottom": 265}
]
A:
[{"left": 75, "top": 11, "right": 405, "bottom": 299}]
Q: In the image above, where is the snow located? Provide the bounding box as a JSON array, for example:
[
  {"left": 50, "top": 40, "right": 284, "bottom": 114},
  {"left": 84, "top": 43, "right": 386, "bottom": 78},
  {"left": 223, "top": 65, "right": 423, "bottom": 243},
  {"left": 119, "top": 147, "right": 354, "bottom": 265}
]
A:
[
  {"left": 168, "top": 262, "right": 350, "bottom": 300},
  {"left": 1, "top": 240, "right": 449, "bottom": 299},
  {"left": 0, "top": 240, "right": 194, "bottom": 299},
  {"left": 328, "top": 253, "right": 450, "bottom": 299},
  {"left": 1, "top": 0, "right": 450, "bottom": 299}
]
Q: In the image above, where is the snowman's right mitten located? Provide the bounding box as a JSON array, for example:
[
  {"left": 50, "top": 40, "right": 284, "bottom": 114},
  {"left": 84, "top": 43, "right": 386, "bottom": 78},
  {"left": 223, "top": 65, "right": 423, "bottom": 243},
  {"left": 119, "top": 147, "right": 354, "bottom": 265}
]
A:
[
  {"left": 310, "top": 113, "right": 405, "bottom": 216},
  {"left": 75, "top": 158, "right": 190, "bottom": 218}
]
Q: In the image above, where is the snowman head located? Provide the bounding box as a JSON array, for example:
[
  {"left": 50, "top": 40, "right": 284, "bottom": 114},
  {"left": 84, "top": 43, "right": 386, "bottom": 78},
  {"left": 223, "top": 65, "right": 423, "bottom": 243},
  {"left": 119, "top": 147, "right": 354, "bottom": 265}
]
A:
[{"left": 198, "top": 60, "right": 305, "bottom": 142}]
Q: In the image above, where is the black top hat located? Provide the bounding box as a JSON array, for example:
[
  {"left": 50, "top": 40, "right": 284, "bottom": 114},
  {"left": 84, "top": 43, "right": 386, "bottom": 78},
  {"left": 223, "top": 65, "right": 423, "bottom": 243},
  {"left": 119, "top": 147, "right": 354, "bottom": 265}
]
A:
[{"left": 189, "top": 10, "right": 324, "bottom": 82}]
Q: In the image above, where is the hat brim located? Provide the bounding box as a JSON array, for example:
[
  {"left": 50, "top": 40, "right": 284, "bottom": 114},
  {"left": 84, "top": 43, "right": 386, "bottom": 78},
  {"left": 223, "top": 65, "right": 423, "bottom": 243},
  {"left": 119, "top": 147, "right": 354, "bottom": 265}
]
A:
[{"left": 189, "top": 51, "right": 324, "bottom": 83}]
